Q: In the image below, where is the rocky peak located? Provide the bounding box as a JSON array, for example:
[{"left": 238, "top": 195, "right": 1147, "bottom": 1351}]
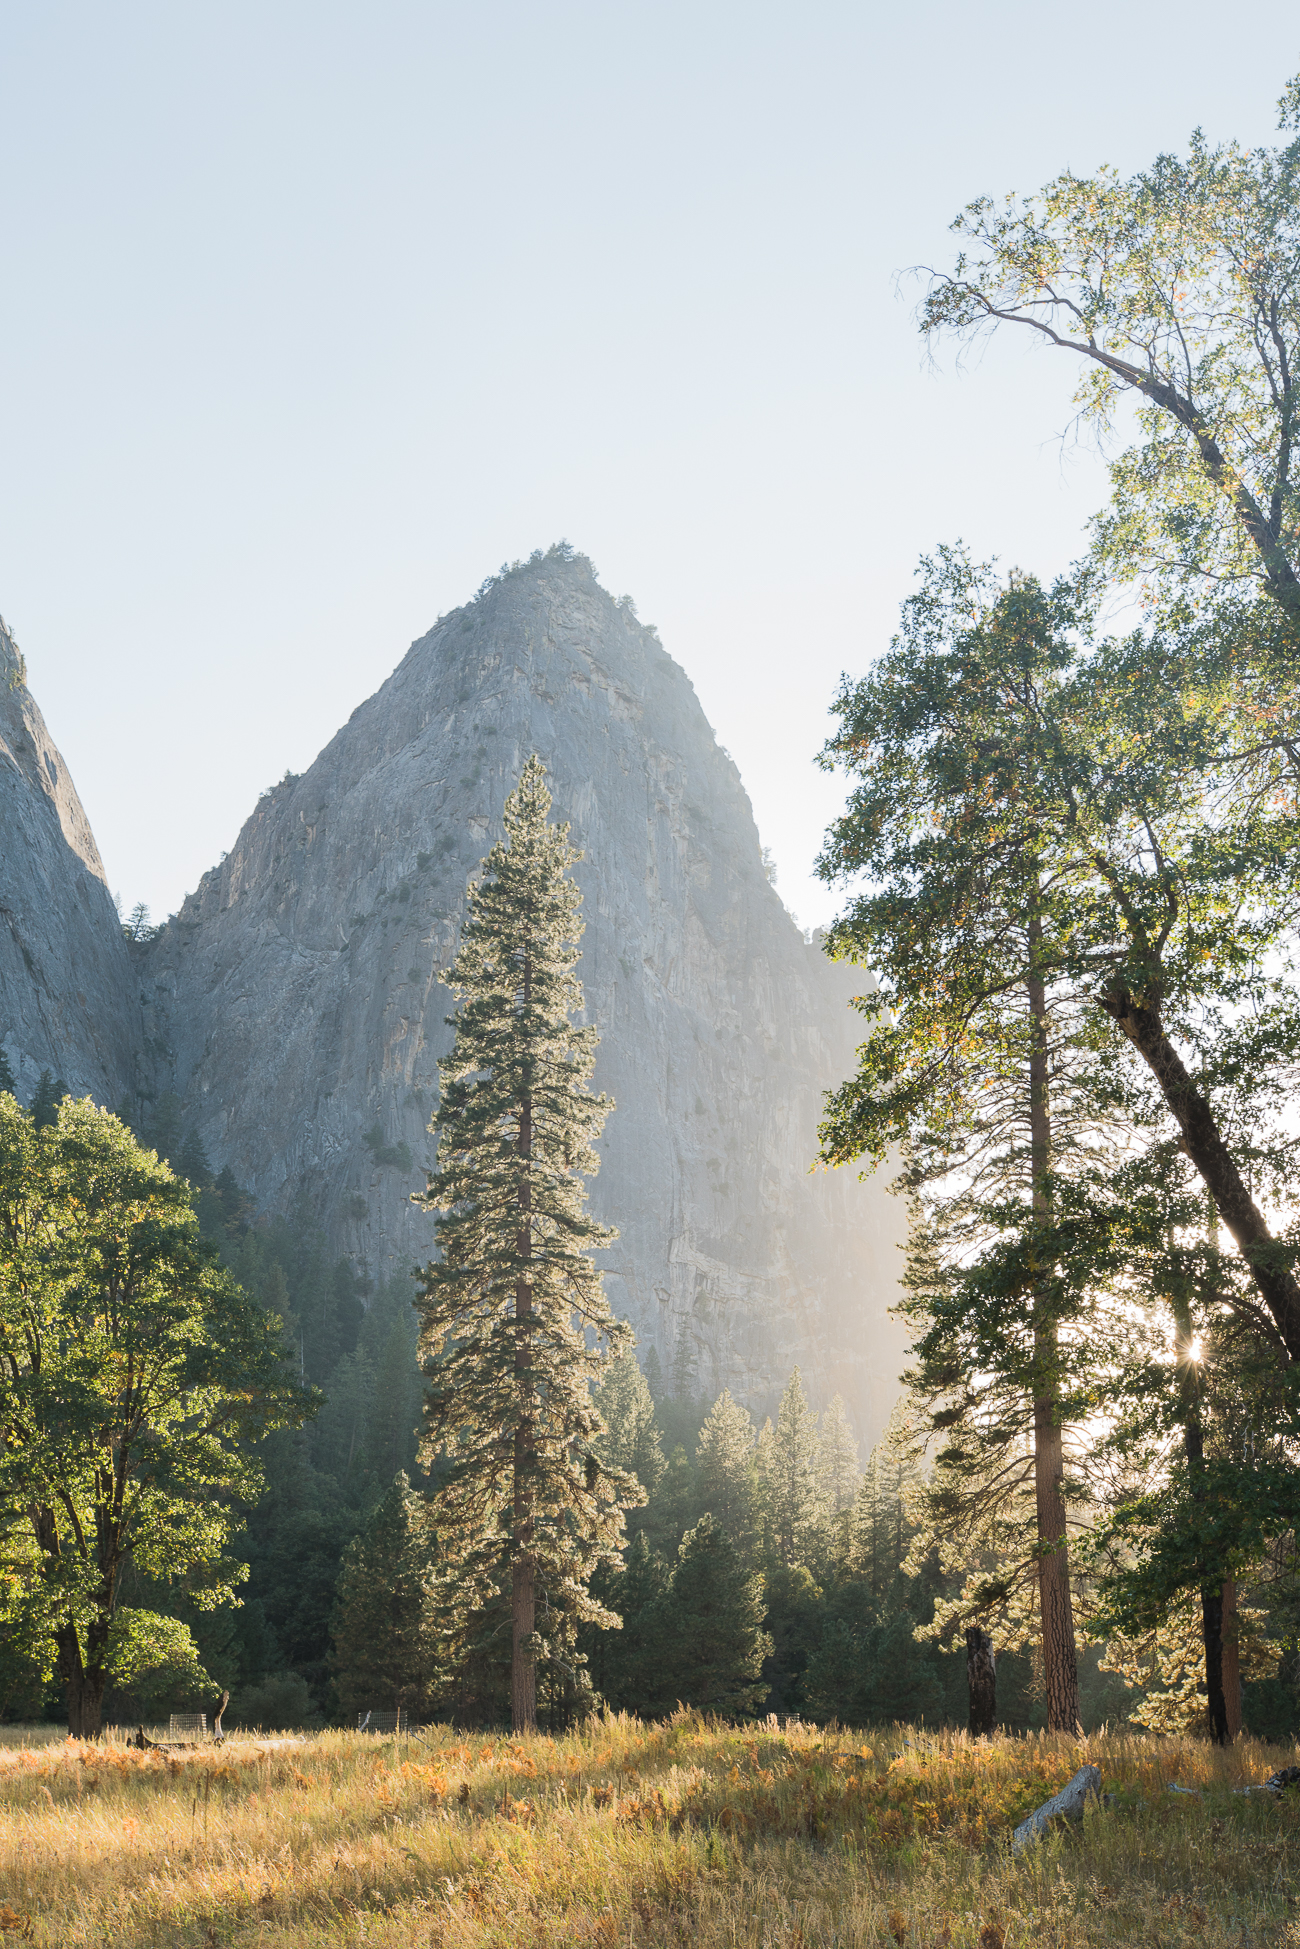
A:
[{"left": 139, "top": 547, "right": 907, "bottom": 1440}]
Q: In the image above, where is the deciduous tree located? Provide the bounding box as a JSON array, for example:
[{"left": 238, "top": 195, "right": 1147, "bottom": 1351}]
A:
[
  {"left": 919, "top": 76, "right": 1300, "bottom": 631},
  {"left": 0, "top": 1096, "right": 308, "bottom": 1736}
]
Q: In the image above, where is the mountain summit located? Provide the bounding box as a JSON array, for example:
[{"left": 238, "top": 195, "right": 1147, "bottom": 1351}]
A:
[{"left": 3, "top": 550, "right": 907, "bottom": 1437}]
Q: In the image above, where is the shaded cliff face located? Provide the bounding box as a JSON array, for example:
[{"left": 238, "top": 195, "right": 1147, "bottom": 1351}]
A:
[
  {"left": 141, "top": 553, "right": 907, "bottom": 1441},
  {"left": 0, "top": 618, "right": 140, "bottom": 1104}
]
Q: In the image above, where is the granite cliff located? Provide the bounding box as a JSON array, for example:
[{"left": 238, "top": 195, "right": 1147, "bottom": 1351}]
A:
[
  {"left": 0, "top": 553, "right": 908, "bottom": 1442},
  {"left": 0, "top": 615, "right": 140, "bottom": 1106}
]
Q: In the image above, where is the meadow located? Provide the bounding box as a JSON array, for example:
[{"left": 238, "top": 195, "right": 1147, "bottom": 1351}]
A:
[{"left": 0, "top": 1715, "right": 1297, "bottom": 1948}]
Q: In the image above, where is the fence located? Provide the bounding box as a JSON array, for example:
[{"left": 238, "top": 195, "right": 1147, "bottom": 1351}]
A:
[
  {"left": 168, "top": 1713, "right": 207, "bottom": 1741},
  {"left": 356, "top": 1709, "right": 408, "bottom": 1734}
]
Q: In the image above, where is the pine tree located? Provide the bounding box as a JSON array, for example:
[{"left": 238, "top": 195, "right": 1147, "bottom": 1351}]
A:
[
  {"left": 585, "top": 1529, "right": 671, "bottom": 1714},
  {"left": 652, "top": 1515, "right": 771, "bottom": 1717},
  {"left": 414, "top": 757, "right": 638, "bottom": 1732},
  {"left": 329, "top": 1471, "right": 441, "bottom": 1723},
  {"left": 763, "top": 1370, "right": 824, "bottom": 1568},
  {"left": 851, "top": 1400, "right": 921, "bottom": 1599},
  {"left": 0, "top": 1044, "right": 15, "bottom": 1099},
  {"left": 695, "top": 1389, "right": 761, "bottom": 1565},
  {"left": 29, "top": 1070, "right": 67, "bottom": 1129},
  {"left": 593, "top": 1353, "right": 666, "bottom": 1498},
  {"left": 816, "top": 1394, "right": 860, "bottom": 1516},
  {"left": 178, "top": 1127, "right": 213, "bottom": 1188},
  {"left": 147, "top": 1091, "right": 185, "bottom": 1168}
]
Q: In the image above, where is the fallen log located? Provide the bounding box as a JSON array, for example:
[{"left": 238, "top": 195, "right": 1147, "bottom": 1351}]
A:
[{"left": 1011, "top": 1764, "right": 1102, "bottom": 1854}]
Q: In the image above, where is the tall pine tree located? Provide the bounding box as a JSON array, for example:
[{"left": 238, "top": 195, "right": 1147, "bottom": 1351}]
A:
[
  {"left": 414, "top": 757, "right": 638, "bottom": 1731},
  {"left": 330, "top": 1471, "right": 441, "bottom": 1724},
  {"left": 762, "top": 1369, "right": 824, "bottom": 1569},
  {"left": 695, "top": 1389, "right": 761, "bottom": 1566}
]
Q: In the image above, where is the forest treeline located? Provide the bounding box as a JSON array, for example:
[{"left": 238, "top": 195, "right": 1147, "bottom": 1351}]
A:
[{"left": 2, "top": 1076, "right": 1282, "bottom": 1739}]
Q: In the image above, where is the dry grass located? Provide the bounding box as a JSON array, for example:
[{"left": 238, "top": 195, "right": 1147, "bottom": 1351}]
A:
[{"left": 0, "top": 1715, "right": 1296, "bottom": 1946}]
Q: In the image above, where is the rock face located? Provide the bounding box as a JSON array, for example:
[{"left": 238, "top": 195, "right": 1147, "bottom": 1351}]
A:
[
  {"left": 0, "top": 616, "right": 140, "bottom": 1106},
  {"left": 139, "top": 551, "right": 907, "bottom": 1440},
  {"left": 0, "top": 554, "right": 908, "bottom": 1443}
]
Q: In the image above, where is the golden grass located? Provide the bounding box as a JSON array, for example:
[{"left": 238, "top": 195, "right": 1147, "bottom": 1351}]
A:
[{"left": 0, "top": 1715, "right": 1296, "bottom": 1946}]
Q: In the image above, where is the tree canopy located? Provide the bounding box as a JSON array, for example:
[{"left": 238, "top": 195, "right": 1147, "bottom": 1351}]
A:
[
  {"left": 920, "top": 77, "right": 1300, "bottom": 630},
  {"left": 0, "top": 1096, "right": 310, "bottom": 1734}
]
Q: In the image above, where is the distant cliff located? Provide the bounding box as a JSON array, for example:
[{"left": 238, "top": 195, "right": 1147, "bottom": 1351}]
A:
[
  {"left": 0, "top": 615, "right": 140, "bottom": 1106},
  {"left": 0, "top": 553, "right": 908, "bottom": 1442}
]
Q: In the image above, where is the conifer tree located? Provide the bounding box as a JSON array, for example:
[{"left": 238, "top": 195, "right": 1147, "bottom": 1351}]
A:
[
  {"left": 330, "top": 1472, "right": 441, "bottom": 1723},
  {"left": 695, "top": 1389, "right": 761, "bottom": 1566},
  {"left": 413, "top": 757, "right": 638, "bottom": 1732},
  {"left": 585, "top": 1528, "right": 671, "bottom": 1714},
  {"left": 29, "top": 1070, "right": 66, "bottom": 1130},
  {"left": 851, "top": 1401, "right": 921, "bottom": 1598},
  {"left": 0, "top": 1045, "right": 15, "bottom": 1098},
  {"left": 652, "top": 1514, "right": 771, "bottom": 1717},
  {"left": 593, "top": 1353, "right": 666, "bottom": 1498},
  {"left": 816, "top": 1394, "right": 860, "bottom": 1516},
  {"left": 762, "top": 1370, "right": 824, "bottom": 1569}
]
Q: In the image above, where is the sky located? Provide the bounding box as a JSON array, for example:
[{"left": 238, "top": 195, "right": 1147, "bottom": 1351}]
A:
[{"left": 1, "top": 4, "right": 1295, "bottom": 932}]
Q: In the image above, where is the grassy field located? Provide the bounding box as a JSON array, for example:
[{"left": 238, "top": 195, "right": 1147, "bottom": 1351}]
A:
[{"left": 0, "top": 1715, "right": 1297, "bottom": 1947}]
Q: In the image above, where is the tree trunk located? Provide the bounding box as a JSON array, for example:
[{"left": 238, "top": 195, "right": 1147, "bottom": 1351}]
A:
[
  {"left": 1201, "top": 1582, "right": 1228, "bottom": 1746},
  {"left": 966, "top": 1625, "right": 997, "bottom": 1737},
  {"left": 1222, "top": 1577, "right": 1243, "bottom": 1741},
  {"left": 1033, "top": 1392, "right": 1080, "bottom": 1732},
  {"left": 1173, "top": 1298, "right": 1228, "bottom": 1745},
  {"left": 511, "top": 1552, "right": 536, "bottom": 1733},
  {"left": 511, "top": 950, "right": 537, "bottom": 1735},
  {"left": 57, "top": 1624, "right": 106, "bottom": 1739},
  {"left": 1100, "top": 979, "right": 1300, "bottom": 1359},
  {"left": 1028, "top": 915, "right": 1081, "bottom": 1734}
]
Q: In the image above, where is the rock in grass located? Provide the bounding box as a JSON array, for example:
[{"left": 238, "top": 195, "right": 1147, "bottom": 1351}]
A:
[{"left": 1011, "top": 1765, "right": 1102, "bottom": 1854}]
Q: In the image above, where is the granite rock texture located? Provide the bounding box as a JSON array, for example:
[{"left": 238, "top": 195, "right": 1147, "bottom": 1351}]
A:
[
  {"left": 0, "top": 615, "right": 140, "bottom": 1105},
  {"left": 139, "top": 553, "right": 907, "bottom": 1439},
  {"left": 0, "top": 556, "right": 907, "bottom": 1442}
]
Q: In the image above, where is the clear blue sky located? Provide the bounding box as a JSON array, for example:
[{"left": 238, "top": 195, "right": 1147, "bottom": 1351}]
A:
[{"left": 1, "top": 4, "right": 1294, "bottom": 930}]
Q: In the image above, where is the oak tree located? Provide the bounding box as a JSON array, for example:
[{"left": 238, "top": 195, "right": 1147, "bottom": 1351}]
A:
[{"left": 0, "top": 1096, "right": 307, "bottom": 1736}]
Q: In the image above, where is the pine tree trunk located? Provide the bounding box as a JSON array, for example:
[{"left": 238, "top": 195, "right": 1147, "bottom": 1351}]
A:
[
  {"left": 511, "top": 958, "right": 538, "bottom": 1735},
  {"left": 966, "top": 1625, "right": 997, "bottom": 1737},
  {"left": 1027, "top": 915, "right": 1080, "bottom": 1734},
  {"left": 1033, "top": 1382, "right": 1080, "bottom": 1732},
  {"left": 1221, "top": 1577, "right": 1242, "bottom": 1740},
  {"left": 511, "top": 1548, "right": 536, "bottom": 1732}
]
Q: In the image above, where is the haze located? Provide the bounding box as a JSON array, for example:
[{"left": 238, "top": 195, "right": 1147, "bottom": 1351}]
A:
[{"left": 0, "top": 2, "right": 1291, "bottom": 930}]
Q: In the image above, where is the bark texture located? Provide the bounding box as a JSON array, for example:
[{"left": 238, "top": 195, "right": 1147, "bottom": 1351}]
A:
[
  {"left": 1028, "top": 923, "right": 1081, "bottom": 1734},
  {"left": 965, "top": 1625, "right": 997, "bottom": 1737}
]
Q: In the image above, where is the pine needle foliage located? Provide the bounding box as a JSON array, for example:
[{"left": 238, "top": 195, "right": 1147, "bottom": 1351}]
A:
[{"left": 413, "top": 757, "right": 638, "bottom": 1731}]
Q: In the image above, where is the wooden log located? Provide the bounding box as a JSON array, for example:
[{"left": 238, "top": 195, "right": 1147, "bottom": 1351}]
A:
[{"left": 1011, "top": 1764, "right": 1101, "bottom": 1854}]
